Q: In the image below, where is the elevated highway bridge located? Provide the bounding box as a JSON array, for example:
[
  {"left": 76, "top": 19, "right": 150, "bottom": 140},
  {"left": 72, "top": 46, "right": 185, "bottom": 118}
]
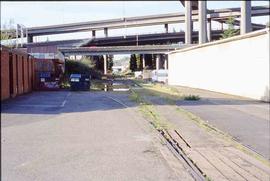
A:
[
  {"left": 24, "top": 29, "right": 225, "bottom": 49},
  {"left": 58, "top": 44, "right": 188, "bottom": 56},
  {"left": 3, "top": 5, "right": 269, "bottom": 43}
]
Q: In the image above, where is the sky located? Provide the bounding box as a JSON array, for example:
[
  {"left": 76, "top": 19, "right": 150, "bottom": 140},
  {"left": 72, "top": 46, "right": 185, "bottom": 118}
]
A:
[{"left": 1, "top": 1, "right": 269, "bottom": 42}]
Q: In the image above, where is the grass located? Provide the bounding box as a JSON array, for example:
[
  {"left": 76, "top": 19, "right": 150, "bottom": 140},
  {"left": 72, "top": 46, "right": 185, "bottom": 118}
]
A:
[
  {"left": 131, "top": 81, "right": 270, "bottom": 167},
  {"left": 59, "top": 80, "right": 70, "bottom": 89},
  {"left": 175, "top": 106, "right": 270, "bottom": 167},
  {"left": 133, "top": 81, "right": 200, "bottom": 102},
  {"left": 129, "top": 89, "right": 172, "bottom": 131}
]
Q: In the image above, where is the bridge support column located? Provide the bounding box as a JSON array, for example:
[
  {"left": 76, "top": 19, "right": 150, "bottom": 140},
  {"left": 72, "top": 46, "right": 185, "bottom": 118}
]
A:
[
  {"left": 241, "top": 1, "right": 252, "bottom": 35},
  {"left": 27, "top": 35, "right": 33, "bottom": 43},
  {"left": 156, "top": 54, "right": 160, "bottom": 70},
  {"left": 104, "top": 28, "right": 108, "bottom": 37},
  {"left": 103, "top": 55, "right": 107, "bottom": 75},
  {"left": 185, "top": 0, "right": 192, "bottom": 44},
  {"left": 164, "top": 55, "right": 168, "bottom": 70},
  {"left": 207, "top": 19, "right": 212, "bottom": 42},
  {"left": 164, "top": 24, "right": 168, "bottom": 33},
  {"left": 142, "top": 54, "right": 146, "bottom": 69},
  {"left": 92, "top": 30, "right": 96, "bottom": 38},
  {"left": 198, "top": 0, "right": 207, "bottom": 44}
]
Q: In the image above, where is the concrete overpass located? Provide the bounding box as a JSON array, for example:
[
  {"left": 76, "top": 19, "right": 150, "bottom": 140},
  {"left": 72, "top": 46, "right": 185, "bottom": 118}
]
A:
[
  {"left": 58, "top": 44, "right": 188, "bottom": 56},
  {"left": 3, "top": 5, "right": 269, "bottom": 43},
  {"left": 24, "top": 30, "right": 225, "bottom": 49},
  {"left": 58, "top": 44, "right": 189, "bottom": 74}
]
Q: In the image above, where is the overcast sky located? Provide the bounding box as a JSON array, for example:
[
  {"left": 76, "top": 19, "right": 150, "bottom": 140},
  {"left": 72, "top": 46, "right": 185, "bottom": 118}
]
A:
[{"left": 1, "top": 1, "right": 269, "bottom": 42}]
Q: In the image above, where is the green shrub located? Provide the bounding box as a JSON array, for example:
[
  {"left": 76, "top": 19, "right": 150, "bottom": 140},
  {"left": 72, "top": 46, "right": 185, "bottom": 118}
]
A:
[
  {"left": 183, "top": 95, "right": 201, "bottom": 101},
  {"left": 64, "top": 60, "right": 102, "bottom": 79},
  {"left": 221, "top": 16, "right": 239, "bottom": 39}
]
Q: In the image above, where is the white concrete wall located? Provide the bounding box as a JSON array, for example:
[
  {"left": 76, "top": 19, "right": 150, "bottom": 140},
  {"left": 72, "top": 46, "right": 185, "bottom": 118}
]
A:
[{"left": 168, "top": 29, "right": 270, "bottom": 101}]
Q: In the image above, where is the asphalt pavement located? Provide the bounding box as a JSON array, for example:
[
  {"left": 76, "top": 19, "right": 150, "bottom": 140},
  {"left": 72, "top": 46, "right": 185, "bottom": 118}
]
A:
[
  {"left": 1, "top": 91, "right": 193, "bottom": 181},
  {"left": 174, "top": 86, "right": 270, "bottom": 160}
]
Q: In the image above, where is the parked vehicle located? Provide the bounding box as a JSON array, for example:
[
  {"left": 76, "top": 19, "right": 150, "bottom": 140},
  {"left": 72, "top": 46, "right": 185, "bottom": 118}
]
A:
[{"left": 69, "top": 74, "right": 91, "bottom": 91}]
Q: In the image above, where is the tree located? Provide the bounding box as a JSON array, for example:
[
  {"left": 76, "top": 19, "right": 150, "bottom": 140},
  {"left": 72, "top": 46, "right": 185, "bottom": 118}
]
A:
[
  {"left": 96, "top": 55, "right": 104, "bottom": 71},
  {"left": 107, "top": 55, "right": 114, "bottom": 71},
  {"left": 1, "top": 31, "right": 9, "bottom": 40},
  {"left": 136, "top": 54, "right": 143, "bottom": 70},
  {"left": 129, "top": 54, "right": 137, "bottom": 72},
  {"left": 1, "top": 19, "right": 15, "bottom": 47},
  {"left": 221, "top": 17, "right": 239, "bottom": 39}
]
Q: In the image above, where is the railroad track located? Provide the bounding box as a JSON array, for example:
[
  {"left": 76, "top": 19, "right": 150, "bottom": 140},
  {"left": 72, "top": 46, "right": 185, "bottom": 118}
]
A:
[{"left": 106, "top": 94, "right": 206, "bottom": 181}]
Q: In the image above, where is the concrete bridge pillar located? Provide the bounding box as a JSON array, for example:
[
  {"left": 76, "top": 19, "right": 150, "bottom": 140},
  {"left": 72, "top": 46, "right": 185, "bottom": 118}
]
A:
[
  {"left": 241, "top": 1, "right": 252, "bottom": 35},
  {"left": 142, "top": 54, "right": 146, "bottom": 69},
  {"left": 221, "top": 22, "right": 224, "bottom": 31},
  {"left": 156, "top": 54, "right": 160, "bottom": 70},
  {"left": 185, "top": 0, "right": 192, "bottom": 44},
  {"left": 207, "top": 19, "right": 212, "bottom": 42},
  {"left": 198, "top": 0, "right": 207, "bottom": 44},
  {"left": 164, "top": 55, "right": 168, "bottom": 70},
  {"left": 104, "top": 28, "right": 108, "bottom": 37},
  {"left": 27, "top": 35, "right": 33, "bottom": 43},
  {"left": 92, "top": 30, "right": 96, "bottom": 38},
  {"left": 164, "top": 24, "right": 169, "bottom": 33},
  {"left": 103, "top": 55, "right": 107, "bottom": 74}
]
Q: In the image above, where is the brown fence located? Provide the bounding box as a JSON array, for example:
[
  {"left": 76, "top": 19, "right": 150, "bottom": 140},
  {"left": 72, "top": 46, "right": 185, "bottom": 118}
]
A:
[
  {"left": 1, "top": 46, "right": 64, "bottom": 101},
  {"left": 1, "top": 46, "right": 35, "bottom": 101}
]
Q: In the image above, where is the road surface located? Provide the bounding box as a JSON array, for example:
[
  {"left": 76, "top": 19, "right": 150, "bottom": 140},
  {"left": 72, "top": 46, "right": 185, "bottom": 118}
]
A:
[
  {"left": 174, "top": 85, "right": 270, "bottom": 160},
  {"left": 1, "top": 91, "right": 193, "bottom": 181}
]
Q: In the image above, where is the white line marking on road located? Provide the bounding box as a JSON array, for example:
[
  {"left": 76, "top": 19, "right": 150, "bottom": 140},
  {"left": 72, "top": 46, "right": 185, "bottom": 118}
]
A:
[
  {"left": 106, "top": 95, "right": 128, "bottom": 108},
  {"left": 60, "top": 100, "right": 67, "bottom": 107},
  {"left": 60, "top": 92, "right": 71, "bottom": 107}
]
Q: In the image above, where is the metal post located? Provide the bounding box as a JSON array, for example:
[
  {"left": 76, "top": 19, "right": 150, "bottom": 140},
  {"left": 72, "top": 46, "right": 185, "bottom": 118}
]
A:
[
  {"left": 92, "top": 30, "right": 96, "bottom": 38},
  {"left": 16, "top": 24, "right": 19, "bottom": 48},
  {"left": 198, "top": 0, "right": 207, "bottom": 44},
  {"left": 241, "top": 1, "right": 252, "bottom": 35},
  {"left": 207, "top": 19, "right": 212, "bottom": 42},
  {"left": 164, "top": 24, "right": 169, "bottom": 33},
  {"left": 20, "top": 25, "right": 24, "bottom": 46},
  {"left": 104, "top": 28, "right": 108, "bottom": 37},
  {"left": 103, "top": 55, "right": 107, "bottom": 74},
  {"left": 25, "top": 28, "right": 28, "bottom": 43},
  {"left": 185, "top": 0, "right": 192, "bottom": 44}
]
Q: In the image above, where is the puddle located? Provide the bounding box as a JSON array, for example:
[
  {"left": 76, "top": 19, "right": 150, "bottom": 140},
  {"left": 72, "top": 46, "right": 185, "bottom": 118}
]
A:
[{"left": 90, "top": 80, "right": 130, "bottom": 92}]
